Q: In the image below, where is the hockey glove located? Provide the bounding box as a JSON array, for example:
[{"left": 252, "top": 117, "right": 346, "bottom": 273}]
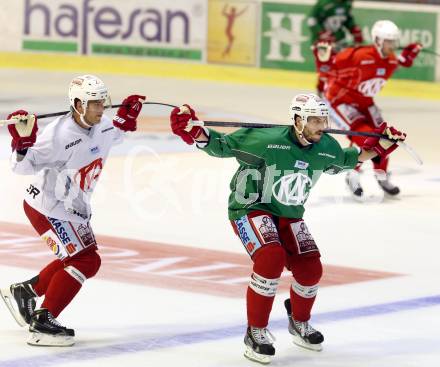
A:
[
  {"left": 113, "top": 95, "right": 146, "bottom": 132},
  {"left": 362, "top": 123, "right": 406, "bottom": 157},
  {"left": 170, "top": 104, "right": 206, "bottom": 145},
  {"left": 7, "top": 110, "right": 38, "bottom": 153},
  {"left": 350, "top": 25, "right": 363, "bottom": 44},
  {"left": 313, "top": 41, "right": 333, "bottom": 63},
  {"left": 398, "top": 43, "right": 422, "bottom": 67}
]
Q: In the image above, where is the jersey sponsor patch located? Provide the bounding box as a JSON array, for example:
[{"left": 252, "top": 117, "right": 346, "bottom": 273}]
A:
[
  {"left": 47, "top": 217, "right": 72, "bottom": 245},
  {"left": 335, "top": 103, "right": 364, "bottom": 127},
  {"left": 41, "top": 230, "right": 68, "bottom": 260},
  {"left": 233, "top": 215, "right": 263, "bottom": 257},
  {"left": 101, "top": 127, "right": 114, "bottom": 133},
  {"left": 376, "top": 68, "right": 386, "bottom": 76},
  {"left": 267, "top": 144, "right": 291, "bottom": 150},
  {"left": 65, "top": 138, "right": 82, "bottom": 150},
  {"left": 318, "top": 152, "right": 336, "bottom": 159},
  {"left": 249, "top": 215, "right": 280, "bottom": 245},
  {"left": 294, "top": 160, "right": 309, "bottom": 169},
  {"left": 290, "top": 221, "right": 319, "bottom": 254},
  {"left": 26, "top": 184, "right": 40, "bottom": 199},
  {"left": 46, "top": 217, "right": 96, "bottom": 259},
  {"left": 90, "top": 146, "right": 100, "bottom": 154}
]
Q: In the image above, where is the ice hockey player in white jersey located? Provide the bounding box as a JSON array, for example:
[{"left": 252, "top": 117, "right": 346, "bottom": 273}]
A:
[{"left": 0, "top": 75, "right": 145, "bottom": 346}]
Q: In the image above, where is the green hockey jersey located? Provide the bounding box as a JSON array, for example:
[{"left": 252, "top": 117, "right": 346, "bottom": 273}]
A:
[
  {"left": 308, "top": 0, "right": 356, "bottom": 44},
  {"left": 199, "top": 127, "right": 358, "bottom": 220}
]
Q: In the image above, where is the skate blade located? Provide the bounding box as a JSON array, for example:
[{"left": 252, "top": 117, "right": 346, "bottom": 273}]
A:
[
  {"left": 27, "top": 331, "right": 75, "bottom": 347},
  {"left": 291, "top": 334, "right": 322, "bottom": 352},
  {"left": 0, "top": 287, "right": 27, "bottom": 327},
  {"left": 244, "top": 345, "right": 272, "bottom": 364}
]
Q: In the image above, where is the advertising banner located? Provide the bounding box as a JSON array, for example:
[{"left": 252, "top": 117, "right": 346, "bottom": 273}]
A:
[
  {"left": 207, "top": 0, "right": 258, "bottom": 66},
  {"left": 21, "top": 0, "right": 207, "bottom": 60},
  {"left": 260, "top": 1, "right": 438, "bottom": 81},
  {"left": 353, "top": 7, "right": 437, "bottom": 81}
]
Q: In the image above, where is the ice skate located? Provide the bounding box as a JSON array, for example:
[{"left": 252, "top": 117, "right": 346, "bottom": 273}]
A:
[
  {"left": 345, "top": 170, "right": 364, "bottom": 201},
  {"left": 244, "top": 326, "right": 275, "bottom": 364},
  {"left": 375, "top": 171, "right": 400, "bottom": 196},
  {"left": 0, "top": 280, "right": 37, "bottom": 327},
  {"left": 284, "top": 299, "right": 323, "bottom": 351},
  {"left": 27, "top": 308, "right": 75, "bottom": 347}
]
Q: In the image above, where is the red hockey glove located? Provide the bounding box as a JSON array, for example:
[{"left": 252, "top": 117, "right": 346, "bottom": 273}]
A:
[
  {"left": 318, "top": 30, "right": 336, "bottom": 44},
  {"left": 313, "top": 41, "right": 334, "bottom": 63},
  {"left": 170, "top": 104, "right": 205, "bottom": 145},
  {"left": 362, "top": 123, "right": 406, "bottom": 157},
  {"left": 398, "top": 43, "right": 422, "bottom": 67},
  {"left": 7, "top": 110, "right": 38, "bottom": 152},
  {"left": 350, "top": 25, "right": 363, "bottom": 44},
  {"left": 113, "top": 95, "right": 146, "bottom": 132}
]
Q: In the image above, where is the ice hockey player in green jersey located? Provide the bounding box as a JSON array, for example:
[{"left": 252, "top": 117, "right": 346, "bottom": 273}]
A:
[
  {"left": 170, "top": 94, "right": 406, "bottom": 364},
  {"left": 309, "top": 0, "right": 363, "bottom": 49}
]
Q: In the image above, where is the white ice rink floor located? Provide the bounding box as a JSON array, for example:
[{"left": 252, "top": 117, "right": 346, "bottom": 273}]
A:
[{"left": 0, "top": 70, "right": 439, "bottom": 367}]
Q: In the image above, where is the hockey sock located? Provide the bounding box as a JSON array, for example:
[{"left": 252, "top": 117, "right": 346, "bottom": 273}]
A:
[
  {"left": 32, "top": 259, "right": 64, "bottom": 297},
  {"left": 247, "top": 244, "right": 285, "bottom": 327},
  {"left": 289, "top": 256, "right": 323, "bottom": 322}
]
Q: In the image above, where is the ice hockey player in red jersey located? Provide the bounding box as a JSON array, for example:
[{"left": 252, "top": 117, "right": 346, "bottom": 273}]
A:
[
  {"left": 325, "top": 20, "right": 421, "bottom": 199},
  {"left": 0, "top": 75, "right": 145, "bottom": 346}
]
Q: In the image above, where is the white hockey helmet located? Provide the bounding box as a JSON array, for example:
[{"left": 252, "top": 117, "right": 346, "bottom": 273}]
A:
[
  {"left": 68, "top": 74, "right": 110, "bottom": 113},
  {"left": 289, "top": 93, "right": 329, "bottom": 122},
  {"left": 371, "top": 20, "right": 400, "bottom": 55},
  {"left": 289, "top": 94, "right": 329, "bottom": 144}
]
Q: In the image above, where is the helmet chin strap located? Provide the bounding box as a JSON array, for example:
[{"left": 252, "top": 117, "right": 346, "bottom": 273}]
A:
[
  {"left": 375, "top": 41, "right": 386, "bottom": 58},
  {"left": 73, "top": 104, "right": 93, "bottom": 128},
  {"left": 293, "top": 120, "right": 313, "bottom": 145},
  {"left": 80, "top": 114, "right": 93, "bottom": 128}
]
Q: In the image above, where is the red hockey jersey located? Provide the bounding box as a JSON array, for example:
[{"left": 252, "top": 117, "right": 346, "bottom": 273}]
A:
[{"left": 325, "top": 45, "right": 399, "bottom": 109}]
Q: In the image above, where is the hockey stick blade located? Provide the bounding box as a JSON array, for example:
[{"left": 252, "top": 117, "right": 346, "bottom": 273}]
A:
[{"left": 397, "top": 141, "right": 423, "bottom": 165}]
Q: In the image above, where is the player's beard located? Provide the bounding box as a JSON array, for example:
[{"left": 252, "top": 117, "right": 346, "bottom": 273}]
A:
[{"left": 304, "top": 129, "right": 323, "bottom": 143}]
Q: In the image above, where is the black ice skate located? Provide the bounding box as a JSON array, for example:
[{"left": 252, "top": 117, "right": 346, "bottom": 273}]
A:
[
  {"left": 0, "top": 279, "right": 38, "bottom": 327},
  {"left": 375, "top": 172, "right": 400, "bottom": 196},
  {"left": 244, "top": 326, "right": 276, "bottom": 365},
  {"left": 345, "top": 170, "right": 364, "bottom": 201},
  {"left": 28, "top": 308, "right": 75, "bottom": 347},
  {"left": 284, "top": 299, "right": 324, "bottom": 351}
]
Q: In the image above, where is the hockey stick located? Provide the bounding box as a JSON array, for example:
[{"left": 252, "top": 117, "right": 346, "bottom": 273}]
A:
[
  {"left": 191, "top": 121, "right": 423, "bottom": 165},
  {"left": 0, "top": 101, "right": 177, "bottom": 127}
]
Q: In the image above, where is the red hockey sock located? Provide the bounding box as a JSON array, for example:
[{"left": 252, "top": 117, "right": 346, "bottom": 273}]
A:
[
  {"left": 247, "top": 245, "right": 286, "bottom": 328},
  {"left": 41, "top": 268, "right": 82, "bottom": 317},
  {"left": 372, "top": 155, "right": 389, "bottom": 172},
  {"left": 289, "top": 256, "right": 323, "bottom": 322},
  {"left": 32, "top": 259, "right": 64, "bottom": 297},
  {"left": 41, "top": 250, "right": 101, "bottom": 317}
]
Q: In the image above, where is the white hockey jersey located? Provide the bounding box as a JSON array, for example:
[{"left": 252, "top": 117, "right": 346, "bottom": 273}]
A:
[{"left": 11, "top": 113, "right": 123, "bottom": 223}]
